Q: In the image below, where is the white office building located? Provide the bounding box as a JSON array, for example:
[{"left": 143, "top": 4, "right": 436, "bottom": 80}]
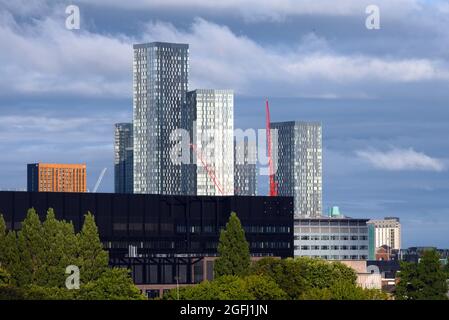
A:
[{"left": 367, "top": 217, "right": 401, "bottom": 250}]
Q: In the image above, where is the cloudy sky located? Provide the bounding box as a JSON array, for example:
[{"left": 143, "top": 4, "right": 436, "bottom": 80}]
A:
[{"left": 0, "top": 0, "right": 448, "bottom": 247}]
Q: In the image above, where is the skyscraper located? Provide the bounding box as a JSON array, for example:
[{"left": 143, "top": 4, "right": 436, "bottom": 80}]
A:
[
  {"left": 271, "top": 121, "right": 322, "bottom": 218},
  {"left": 114, "top": 123, "right": 133, "bottom": 194},
  {"left": 181, "top": 89, "right": 234, "bottom": 196},
  {"left": 27, "top": 163, "right": 86, "bottom": 193},
  {"left": 234, "top": 138, "right": 257, "bottom": 196},
  {"left": 133, "top": 42, "right": 189, "bottom": 194}
]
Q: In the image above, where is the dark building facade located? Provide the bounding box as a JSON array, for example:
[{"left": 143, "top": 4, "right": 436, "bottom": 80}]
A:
[
  {"left": 0, "top": 191, "right": 293, "bottom": 287},
  {"left": 114, "top": 123, "right": 133, "bottom": 194}
]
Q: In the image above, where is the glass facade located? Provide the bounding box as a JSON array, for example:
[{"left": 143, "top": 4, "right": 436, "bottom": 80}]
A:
[
  {"left": 133, "top": 42, "right": 189, "bottom": 195},
  {"left": 294, "top": 218, "right": 370, "bottom": 260},
  {"left": 234, "top": 138, "right": 257, "bottom": 196},
  {"left": 0, "top": 191, "right": 294, "bottom": 285},
  {"left": 271, "top": 121, "right": 322, "bottom": 218},
  {"left": 181, "top": 89, "right": 234, "bottom": 196},
  {"left": 114, "top": 123, "right": 133, "bottom": 194}
]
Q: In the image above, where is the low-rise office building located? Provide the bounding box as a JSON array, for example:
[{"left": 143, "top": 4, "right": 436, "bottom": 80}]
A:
[{"left": 294, "top": 208, "right": 370, "bottom": 260}]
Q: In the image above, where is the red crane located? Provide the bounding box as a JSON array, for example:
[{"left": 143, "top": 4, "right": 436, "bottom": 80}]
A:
[
  {"left": 266, "top": 99, "right": 278, "bottom": 196},
  {"left": 190, "top": 143, "right": 225, "bottom": 196}
]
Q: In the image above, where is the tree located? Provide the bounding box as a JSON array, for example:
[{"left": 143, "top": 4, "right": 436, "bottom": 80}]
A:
[
  {"left": 396, "top": 249, "right": 448, "bottom": 300},
  {"left": 300, "top": 280, "right": 388, "bottom": 300},
  {"left": 78, "top": 268, "right": 145, "bottom": 300},
  {"left": 0, "top": 208, "right": 144, "bottom": 300},
  {"left": 16, "top": 208, "right": 45, "bottom": 286},
  {"left": 39, "top": 209, "right": 78, "bottom": 287},
  {"left": 77, "top": 212, "right": 109, "bottom": 283},
  {"left": 0, "top": 267, "right": 11, "bottom": 286},
  {"left": 243, "top": 275, "right": 287, "bottom": 300},
  {"left": 214, "top": 212, "right": 250, "bottom": 277},
  {"left": 163, "top": 275, "right": 286, "bottom": 300},
  {"left": 250, "top": 257, "right": 358, "bottom": 299},
  {"left": 0, "top": 214, "right": 7, "bottom": 266}
]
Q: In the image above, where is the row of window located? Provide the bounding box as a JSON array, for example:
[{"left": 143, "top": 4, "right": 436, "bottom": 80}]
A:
[
  {"left": 296, "top": 255, "right": 368, "bottom": 260},
  {"left": 297, "top": 245, "right": 368, "bottom": 251},
  {"left": 296, "top": 235, "right": 368, "bottom": 241}
]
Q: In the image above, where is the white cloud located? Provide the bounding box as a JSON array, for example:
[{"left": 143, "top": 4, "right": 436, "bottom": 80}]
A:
[
  {"left": 356, "top": 147, "right": 446, "bottom": 172},
  {"left": 73, "top": 0, "right": 423, "bottom": 22},
  {"left": 1, "top": 9, "right": 449, "bottom": 98}
]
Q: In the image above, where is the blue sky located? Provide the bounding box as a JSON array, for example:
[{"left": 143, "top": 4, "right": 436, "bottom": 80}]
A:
[{"left": 0, "top": 0, "right": 448, "bottom": 247}]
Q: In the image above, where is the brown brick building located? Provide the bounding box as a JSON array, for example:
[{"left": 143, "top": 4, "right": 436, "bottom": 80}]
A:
[{"left": 27, "top": 163, "right": 87, "bottom": 193}]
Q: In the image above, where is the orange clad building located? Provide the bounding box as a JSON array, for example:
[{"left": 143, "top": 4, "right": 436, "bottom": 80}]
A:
[{"left": 27, "top": 163, "right": 87, "bottom": 193}]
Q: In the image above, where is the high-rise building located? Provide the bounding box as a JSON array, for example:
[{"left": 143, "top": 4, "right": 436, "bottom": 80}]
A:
[
  {"left": 234, "top": 138, "right": 257, "bottom": 196},
  {"left": 27, "top": 163, "right": 86, "bottom": 193},
  {"left": 271, "top": 121, "right": 322, "bottom": 218},
  {"left": 133, "top": 42, "right": 189, "bottom": 195},
  {"left": 367, "top": 217, "right": 401, "bottom": 250},
  {"left": 181, "top": 89, "right": 234, "bottom": 196},
  {"left": 114, "top": 123, "right": 133, "bottom": 194}
]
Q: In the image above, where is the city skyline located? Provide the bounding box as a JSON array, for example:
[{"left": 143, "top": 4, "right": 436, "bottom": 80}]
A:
[{"left": 0, "top": 1, "right": 448, "bottom": 248}]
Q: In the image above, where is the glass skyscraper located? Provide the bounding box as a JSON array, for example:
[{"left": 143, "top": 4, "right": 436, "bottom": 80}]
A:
[
  {"left": 271, "top": 121, "right": 322, "bottom": 218},
  {"left": 181, "top": 89, "right": 234, "bottom": 196},
  {"left": 133, "top": 42, "right": 189, "bottom": 194},
  {"left": 114, "top": 123, "right": 133, "bottom": 194},
  {"left": 234, "top": 138, "right": 257, "bottom": 196}
]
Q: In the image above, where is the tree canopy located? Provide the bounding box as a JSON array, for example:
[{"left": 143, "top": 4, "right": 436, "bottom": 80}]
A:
[
  {"left": 0, "top": 209, "right": 144, "bottom": 300},
  {"left": 214, "top": 212, "right": 250, "bottom": 277},
  {"left": 395, "top": 249, "right": 448, "bottom": 300}
]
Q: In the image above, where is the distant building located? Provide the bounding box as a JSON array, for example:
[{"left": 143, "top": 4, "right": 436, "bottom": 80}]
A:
[
  {"left": 27, "top": 163, "right": 86, "bottom": 193},
  {"left": 271, "top": 121, "right": 322, "bottom": 218},
  {"left": 234, "top": 138, "right": 257, "bottom": 196},
  {"left": 367, "top": 217, "right": 401, "bottom": 252},
  {"left": 114, "top": 123, "right": 133, "bottom": 194},
  {"left": 133, "top": 42, "right": 189, "bottom": 195},
  {"left": 181, "top": 89, "right": 234, "bottom": 196},
  {"left": 294, "top": 210, "right": 370, "bottom": 260},
  {"left": 393, "top": 247, "right": 449, "bottom": 264}
]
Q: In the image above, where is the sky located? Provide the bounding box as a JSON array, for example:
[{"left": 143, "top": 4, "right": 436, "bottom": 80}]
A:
[{"left": 0, "top": 0, "right": 448, "bottom": 247}]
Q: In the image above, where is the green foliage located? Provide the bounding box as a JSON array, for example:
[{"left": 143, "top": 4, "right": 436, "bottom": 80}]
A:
[
  {"left": 395, "top": 250, "right": 448, "bottom": 300},
  {"left": 300, "top": 281, "right": 388, "bottom": 300},
  {"left": 78, "top": 268, "right": 145, "bottom": 300},
  {"left": 214, "top": 212, "right": 250, "bottom": 277},
  {"left": 16, "top": 208, "right": 46, "bottom": 286},
  {"left": 0, "top": 208, "right": 143, "bottom": 300},
  {"left": 0, "top": 267, "right": 11, "bottom": 286},
  {"left": 250, "top": 257, "right": 358, "bottom": 299},
  {"left": 39, "top": 209, "right": 78, "bottom": 287},
  {"left": 23, "top": 285, "right": 76, "bottom": 300},
  {"left": 243, "top": 275, "right": 288, "bottom": 300},
  {"left": 163, "top": 275, "right": 286, "bottom": 300},
  {"left": 78, "top": 212, "right": 109, "bottom": 283},
  {"left": 0, "top": 285, "right": 25, "bottom": 300}
]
